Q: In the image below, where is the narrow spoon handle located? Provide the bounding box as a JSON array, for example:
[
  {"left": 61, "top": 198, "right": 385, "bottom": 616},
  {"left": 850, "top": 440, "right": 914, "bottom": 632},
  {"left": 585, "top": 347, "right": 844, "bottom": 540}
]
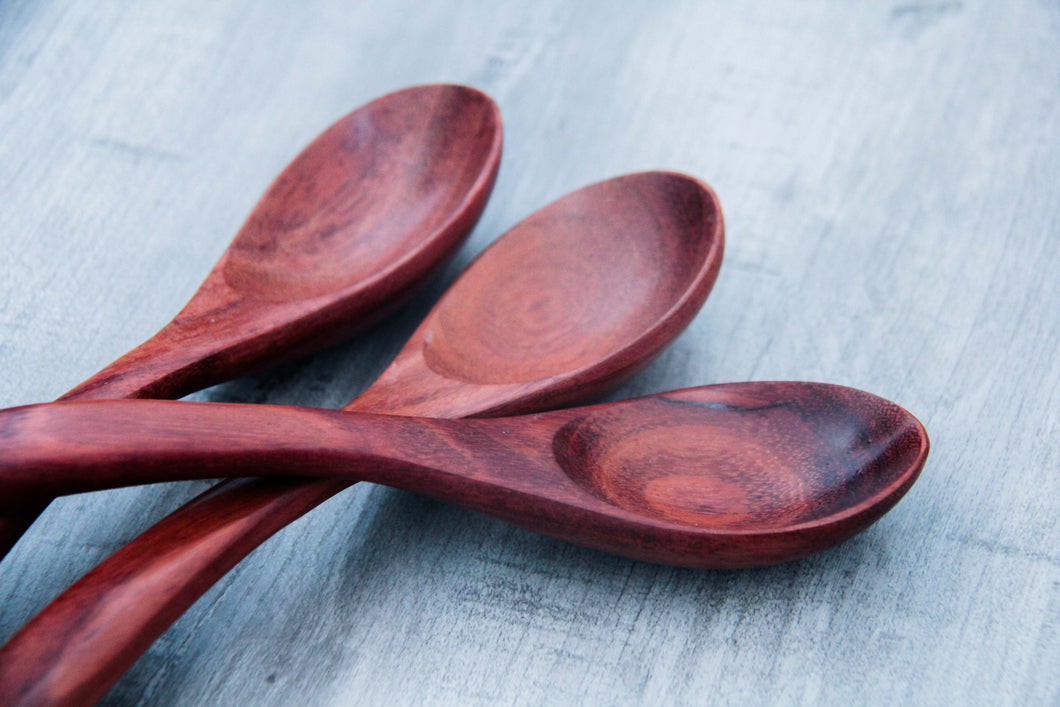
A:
[
  {"left": 0, "top": 401, "right": 500, "bottom": 503},
  {"left": 57, "top": 311, "right": 258, "bottom": 403},
  {"left": 0, "top": 477, "right": 347, "bottom": 707},
  {"left": 0, "top": 294, "right": 379, "bottom": 559}
]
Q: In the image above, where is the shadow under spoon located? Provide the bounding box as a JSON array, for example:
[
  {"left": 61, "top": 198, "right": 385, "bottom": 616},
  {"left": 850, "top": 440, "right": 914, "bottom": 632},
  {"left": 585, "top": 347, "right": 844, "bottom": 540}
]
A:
[
  {"left": 0, "top": 83, "right": 503, "bottom": 559},
  {"left": 0, "top": 171, "right": 724, "bottom": 707},
  {"left": 0, "top": 382, "right": 931, "bottom": 568}
]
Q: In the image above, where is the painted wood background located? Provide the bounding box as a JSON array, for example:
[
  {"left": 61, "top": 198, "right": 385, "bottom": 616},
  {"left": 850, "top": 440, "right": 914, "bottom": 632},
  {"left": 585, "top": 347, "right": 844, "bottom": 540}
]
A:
[{"left": 1, "top": 1, "right": 1057, "bottom": 704}]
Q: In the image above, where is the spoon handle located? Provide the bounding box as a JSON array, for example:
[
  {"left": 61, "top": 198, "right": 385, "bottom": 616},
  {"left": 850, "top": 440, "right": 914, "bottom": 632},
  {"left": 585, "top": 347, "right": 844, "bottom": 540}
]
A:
[
  {"left": 58, "top": 313, "right": 252, "bottom": 403},
  {"left": 0, "top": 401, "right": 505, "bottom": 503},
  {"left": 0, "top": 399, "right": 466, "bottom": 706},
  {"left": 0, "top": 477, "right": 346, "bottom": 707}
]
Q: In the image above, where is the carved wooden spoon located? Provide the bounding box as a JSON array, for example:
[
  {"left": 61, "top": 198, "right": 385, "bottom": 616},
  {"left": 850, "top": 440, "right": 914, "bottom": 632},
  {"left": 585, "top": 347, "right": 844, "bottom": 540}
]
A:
[
  {"left": 0, "top": 171, "right": 724, "bottom": 707},
  {"left": 0, "top": 83, "right": 503, "bottom": 559},
  {"left": 0, "top": 382, "right": 930, "bottom": 567}
]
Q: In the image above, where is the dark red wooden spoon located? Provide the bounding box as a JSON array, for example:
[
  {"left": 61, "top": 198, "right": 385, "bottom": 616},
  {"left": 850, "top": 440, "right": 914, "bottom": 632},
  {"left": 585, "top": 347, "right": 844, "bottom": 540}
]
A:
[
  {"left": 0, "top": 382, "right": 930, "bottom": 568},
  {"left": 0, "top": 171, "right": 724, "bottom": 707},
  {"left": 0, "top": 83, "right": 503, "bottom": 559}
]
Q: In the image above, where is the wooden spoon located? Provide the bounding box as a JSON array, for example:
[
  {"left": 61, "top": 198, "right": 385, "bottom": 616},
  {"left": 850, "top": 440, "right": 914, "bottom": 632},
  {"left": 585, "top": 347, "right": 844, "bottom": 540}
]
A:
[
  {"left": 0, "top": 382, "right": 930, "bottom": 567},
  {"left": 0, "top": 83, "right": 503, "bottom": 559},
  {"left": 0, "top": 171, "right": 724, "bottom": 707}
]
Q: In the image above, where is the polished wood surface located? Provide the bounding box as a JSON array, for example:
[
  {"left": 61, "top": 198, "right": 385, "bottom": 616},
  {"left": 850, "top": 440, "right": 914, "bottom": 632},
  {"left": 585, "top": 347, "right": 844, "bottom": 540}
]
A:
[
  {"left": 2, "top": 2, "right": 1056, "bottom": 705},
  {"left": 0, "top": 172, "right": 723, "bottom": 706},
  {"left": 0, "top": 383, "right": 929, "bottom": 569},
  {"left": 62, "top": 84, "right": 503, "bottom": 403},
  {"left": 0, "top": 84, "right": 502, "bottom": 561}
]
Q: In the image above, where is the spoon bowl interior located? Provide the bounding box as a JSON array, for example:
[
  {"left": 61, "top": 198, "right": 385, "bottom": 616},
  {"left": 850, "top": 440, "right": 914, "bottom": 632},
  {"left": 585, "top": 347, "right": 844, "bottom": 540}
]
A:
[
  {"left": 553, "top": 382, "right": 928, "bottom": 541},
  {"left": 223, "top": 84, "right": 502, "bottom": 302},
  {"left": 422, "top": 172, "right": 722, "bottom": 385}
]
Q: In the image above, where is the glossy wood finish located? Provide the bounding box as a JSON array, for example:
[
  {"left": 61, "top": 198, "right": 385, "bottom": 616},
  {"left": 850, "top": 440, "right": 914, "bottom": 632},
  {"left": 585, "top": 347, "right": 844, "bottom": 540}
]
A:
[
  {"left": 352, "top": 171, "right": 723, "bottom": 418},
  {"left": 0, "top": 84, "right": 503, "bottom": 561},
  {"left": 4, "top": 5, "right": 1057, "bottom": 705},
  {"left": 62, "top": 84, "right": 503, "bottom": 404},
  {"left": 0, "top": 383, "right": 930, "bottom": 568},
  {"left": 0, "top": 172, "right": 723, "bottom": 706}
]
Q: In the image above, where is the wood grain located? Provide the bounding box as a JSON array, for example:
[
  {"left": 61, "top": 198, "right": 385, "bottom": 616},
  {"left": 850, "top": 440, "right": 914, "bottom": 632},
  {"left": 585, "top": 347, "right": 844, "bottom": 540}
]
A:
[{"left": 1, "top": 1, "right": 1057, "bottom": 705}]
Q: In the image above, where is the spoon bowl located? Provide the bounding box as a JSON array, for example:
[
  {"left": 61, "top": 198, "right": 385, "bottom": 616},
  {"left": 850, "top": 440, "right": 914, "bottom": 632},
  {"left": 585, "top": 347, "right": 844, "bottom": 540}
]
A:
[
  {"left": 549, "top": 382, "right": 929, "bottom": 565},
  {"left": 420, "top": 172, "right": 718, "bottom": 386},
  {"left": 0, "top": 382, "right": 929, "bottom": 567},
  {"left": 355, "top": 171, "right": 724, "bottom": 417},
  {"left": 68, "top": 83, "right": 503, "bottom": 401}
]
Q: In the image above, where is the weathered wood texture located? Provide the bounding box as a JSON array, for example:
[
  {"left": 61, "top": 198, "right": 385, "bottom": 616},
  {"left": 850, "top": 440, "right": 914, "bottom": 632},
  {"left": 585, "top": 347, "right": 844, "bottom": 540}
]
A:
[{"left": 0, "top": 1, "right": 1056, "bottom": 705}]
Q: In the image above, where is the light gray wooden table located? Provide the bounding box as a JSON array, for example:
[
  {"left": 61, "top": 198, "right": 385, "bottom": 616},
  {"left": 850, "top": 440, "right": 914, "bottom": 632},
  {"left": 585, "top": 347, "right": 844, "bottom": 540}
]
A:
[{"left": 1, "top": 1, "right": 1057, "bottom": 704}]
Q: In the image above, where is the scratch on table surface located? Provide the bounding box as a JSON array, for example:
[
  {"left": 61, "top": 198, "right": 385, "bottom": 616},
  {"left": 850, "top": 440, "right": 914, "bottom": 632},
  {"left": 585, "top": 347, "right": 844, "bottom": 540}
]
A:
[
  {"left": 947, "top": 532, "right": 1060, "bottom": 569},
  {"left": 727, "top": 259, "right": 782, "bottom": 278},
  {"left": 88, "top": 136, "right": 185, "bottom": 163},
  {"left": 891, "top": 2, "right": 963, "bottom": 18},
  {"left": 890, "top": 2, "right": 964, "bottom": 39},
  {"left": 747, "top": 333, "right": 777, "bottom": 380},
  {"left": 475, "top": 5, "right": 565, "bottom": 96}
]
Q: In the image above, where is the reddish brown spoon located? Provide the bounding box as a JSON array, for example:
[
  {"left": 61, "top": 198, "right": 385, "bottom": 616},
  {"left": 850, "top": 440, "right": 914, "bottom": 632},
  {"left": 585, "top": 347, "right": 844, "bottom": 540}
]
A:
[
  {"left": 0, "top": 171, "right": 724, "bottom": 707},
  {"left": 0, "top": 83, "right": 503, "bottom": 559},
  {"left": 0, "top": 382, "right": 931, "bottom": 568}
]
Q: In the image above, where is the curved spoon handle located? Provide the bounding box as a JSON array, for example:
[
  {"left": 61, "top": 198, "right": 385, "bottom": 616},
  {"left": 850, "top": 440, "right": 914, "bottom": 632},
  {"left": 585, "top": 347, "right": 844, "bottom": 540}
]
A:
[
  {"left": 58, "top": 300, "right": 262, "bottom": 403},
  {"left": 0, "top": 477, "right": 345, "bottom": 707},
  {"left": 0, "top": 293, "right": 373, "bottom": 560},
  {"left": 0, "top": 295, "right": 363, "bottom": 560},
  {"left": 0, "top": 401, "right": 487, "bottom": 503}
]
